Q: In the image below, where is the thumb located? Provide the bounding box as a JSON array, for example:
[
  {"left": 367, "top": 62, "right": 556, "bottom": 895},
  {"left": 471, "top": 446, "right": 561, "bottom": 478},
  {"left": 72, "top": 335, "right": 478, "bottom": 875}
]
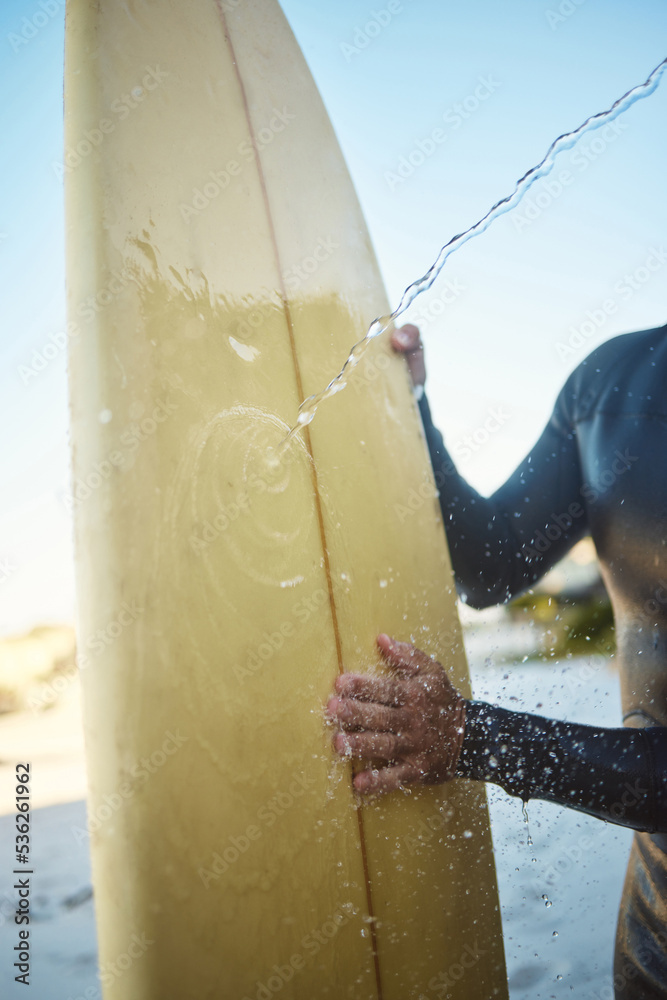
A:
[{"left": 377, "top": 634, "right": 437, "bottom": 676}]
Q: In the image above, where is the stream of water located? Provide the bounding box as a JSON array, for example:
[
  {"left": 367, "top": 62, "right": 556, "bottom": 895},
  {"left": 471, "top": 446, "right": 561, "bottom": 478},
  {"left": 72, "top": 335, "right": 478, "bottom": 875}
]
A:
[{"left": 279, "top": 55, "right": 667, "bottom": 452}]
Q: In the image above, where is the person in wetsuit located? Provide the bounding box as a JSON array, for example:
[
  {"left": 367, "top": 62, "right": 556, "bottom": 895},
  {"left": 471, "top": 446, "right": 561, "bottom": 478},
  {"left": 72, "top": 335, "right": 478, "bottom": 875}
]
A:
[{"left": 327, "top": 322, "right": 667, "bottom": 998}]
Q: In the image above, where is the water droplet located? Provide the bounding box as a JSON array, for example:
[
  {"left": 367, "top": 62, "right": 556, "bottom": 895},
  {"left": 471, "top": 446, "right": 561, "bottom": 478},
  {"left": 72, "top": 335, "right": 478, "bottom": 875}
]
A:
[{"left": 297, "top": 409, "right": 315, "bottom": 427}]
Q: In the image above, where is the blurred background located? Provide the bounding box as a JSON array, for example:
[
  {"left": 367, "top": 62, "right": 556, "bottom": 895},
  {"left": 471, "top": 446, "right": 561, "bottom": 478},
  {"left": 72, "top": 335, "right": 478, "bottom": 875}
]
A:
[{"left": 0, "top": 0, "right": 665, "bottom": 997}]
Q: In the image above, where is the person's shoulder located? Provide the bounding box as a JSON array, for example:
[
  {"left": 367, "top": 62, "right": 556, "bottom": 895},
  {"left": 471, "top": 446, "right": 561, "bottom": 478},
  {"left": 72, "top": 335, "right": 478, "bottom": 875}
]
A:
[
  {"left": 578, "top": 325, "right": 666, "bottom": 375},
  {"left": 555, "top": 324, "right": 667, "bottom": 428}
]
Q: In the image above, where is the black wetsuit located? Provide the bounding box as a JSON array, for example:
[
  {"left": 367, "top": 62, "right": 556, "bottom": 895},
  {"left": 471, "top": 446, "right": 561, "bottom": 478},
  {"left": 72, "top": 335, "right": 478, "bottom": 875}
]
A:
[{"left": 418, "top": 325, "right": 667, "bottom": 998}]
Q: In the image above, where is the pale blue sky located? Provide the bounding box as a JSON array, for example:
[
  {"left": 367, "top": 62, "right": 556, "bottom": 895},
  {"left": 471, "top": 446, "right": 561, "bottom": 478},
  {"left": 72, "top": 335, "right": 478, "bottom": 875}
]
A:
[{"left": 1, "top": 0, "right": 666, "bottom": 633}]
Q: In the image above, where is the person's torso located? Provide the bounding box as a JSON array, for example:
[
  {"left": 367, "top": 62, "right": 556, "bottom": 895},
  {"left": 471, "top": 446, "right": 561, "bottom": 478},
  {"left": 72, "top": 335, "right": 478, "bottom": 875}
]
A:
[{"left": 568, "top": 326, "right": 667, "bottom": 727}]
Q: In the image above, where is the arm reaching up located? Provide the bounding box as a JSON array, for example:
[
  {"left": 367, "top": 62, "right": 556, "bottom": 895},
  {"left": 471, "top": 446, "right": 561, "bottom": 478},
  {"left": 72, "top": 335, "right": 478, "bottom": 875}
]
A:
[{"left": 392, "top": 324, "right": 588, "bottom": 608}]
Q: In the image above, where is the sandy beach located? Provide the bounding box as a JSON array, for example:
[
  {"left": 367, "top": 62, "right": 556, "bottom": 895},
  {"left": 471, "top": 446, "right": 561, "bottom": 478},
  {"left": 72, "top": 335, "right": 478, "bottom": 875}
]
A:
[{"left": 0, "top": 617, "right": 633, "bottom": 999}]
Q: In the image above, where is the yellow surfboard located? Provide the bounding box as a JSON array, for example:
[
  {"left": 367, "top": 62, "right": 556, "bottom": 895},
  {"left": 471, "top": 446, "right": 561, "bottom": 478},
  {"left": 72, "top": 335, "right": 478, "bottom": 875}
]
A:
[{"left": 64, "top": 1, "right": 508, "bottom": 997}]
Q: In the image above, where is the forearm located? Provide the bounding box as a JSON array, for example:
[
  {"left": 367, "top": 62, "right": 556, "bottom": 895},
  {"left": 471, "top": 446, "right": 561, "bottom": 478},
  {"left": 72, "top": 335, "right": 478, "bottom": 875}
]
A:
[{"left": 455, "top": 701, "right": 667, "bottom": 833}]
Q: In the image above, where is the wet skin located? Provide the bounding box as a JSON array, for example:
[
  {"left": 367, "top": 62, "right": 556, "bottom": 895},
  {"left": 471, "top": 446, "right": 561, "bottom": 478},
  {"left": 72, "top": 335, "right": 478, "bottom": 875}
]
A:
[{"left": 327, "top": 634, "right": 466, "bottom": 796}]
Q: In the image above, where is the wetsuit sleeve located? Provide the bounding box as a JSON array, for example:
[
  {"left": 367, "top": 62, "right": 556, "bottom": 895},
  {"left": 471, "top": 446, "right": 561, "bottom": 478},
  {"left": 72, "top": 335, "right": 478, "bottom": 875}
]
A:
[
  {"left": 417, "top": 386, "right": 588, "bottom": 609},
  {"left": 455, "top": 701, "right": 667, "bottom": 833},
  {"left": 416, "top": 361, "right": 667, "bottom": 831}
]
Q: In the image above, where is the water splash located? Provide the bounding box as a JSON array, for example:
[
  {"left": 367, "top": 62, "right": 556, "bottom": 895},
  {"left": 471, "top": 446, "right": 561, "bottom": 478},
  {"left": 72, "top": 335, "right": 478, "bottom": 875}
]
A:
[{"left": 280, "top": 56, "right": 667, "bottom": 450}]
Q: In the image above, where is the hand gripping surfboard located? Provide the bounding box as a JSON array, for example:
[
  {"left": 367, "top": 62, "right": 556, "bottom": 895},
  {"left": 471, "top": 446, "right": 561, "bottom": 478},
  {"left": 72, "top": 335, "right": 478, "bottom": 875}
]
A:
[{"left": 64, "top": 1, "right": 508, "bottom": 996}]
